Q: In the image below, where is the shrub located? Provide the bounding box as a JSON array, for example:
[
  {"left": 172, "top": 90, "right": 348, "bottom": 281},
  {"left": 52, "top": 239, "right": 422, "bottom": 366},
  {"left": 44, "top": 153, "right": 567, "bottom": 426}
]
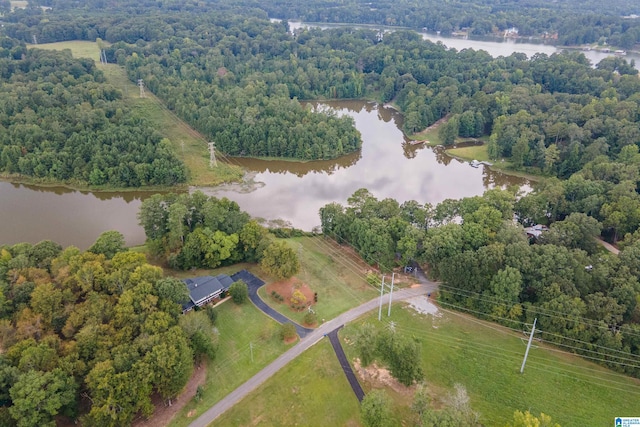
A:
[
  {"left": 205, "top": 306, "right": 217, "bottom": 324},
  {"left": 229, "top": 280, "right": 248, "bottom": 304},
  {"left": 290, "top": 289, "right": 307, "bottom": 305},
  {"left": 279, "top": 323, "right": 297, "bottom": 341},
  {"left": 304, "top": 311, "right": 317, "bottom": 326}
]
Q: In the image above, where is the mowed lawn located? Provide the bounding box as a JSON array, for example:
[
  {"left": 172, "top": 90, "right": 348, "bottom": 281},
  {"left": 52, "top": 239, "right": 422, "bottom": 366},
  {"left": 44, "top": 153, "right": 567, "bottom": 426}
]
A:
[
  {"left": 340, "top": 304, "right": 640, "bottom": 427},
  {"left": 28, "top": 41, "right": 243, "bottom": 187},
  {"left": 209, "top": 302, "right": 640, "bottom": 427},
  {"left": 446, "top": 143, "right": 490, "bottom": 162},
  {"left": 257, "top": 236, "right": 380, "bottom": 325},
  {"left": 169, "top": 300, "right": 294, "bottom": 427},
  {"left": 211, "top": 340, "right": 362, "bottom": 426}
]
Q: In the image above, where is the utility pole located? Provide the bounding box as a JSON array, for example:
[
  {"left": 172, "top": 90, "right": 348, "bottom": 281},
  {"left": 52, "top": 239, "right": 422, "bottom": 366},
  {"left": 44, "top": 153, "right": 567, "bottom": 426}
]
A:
[
  {"left": 208, "top": 142, "right": 217, "bottom": 168},
  {"left": 520, "top": 318, "right": 537, "bottom": 374},
  {"left": 378, "top": 275, "right": 385, "bottom": 321},
  {"left": 137, "top": 79, "right": 146, "bottom": 98},
  {"left": 387, "top": 272, "right": 395, "bottom": 316}
]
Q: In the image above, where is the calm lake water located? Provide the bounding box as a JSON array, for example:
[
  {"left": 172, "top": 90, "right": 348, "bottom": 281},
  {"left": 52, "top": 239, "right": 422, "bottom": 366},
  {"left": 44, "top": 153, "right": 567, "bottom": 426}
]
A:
[
  {"left": 286, "top": 21, "right": 640, "bottom": 68},
  {"left": 201, "top": 101, "right": 528, "bottom": 231},
  {"left": 0, "top": 101, "right": 528, "bottom": 248}
]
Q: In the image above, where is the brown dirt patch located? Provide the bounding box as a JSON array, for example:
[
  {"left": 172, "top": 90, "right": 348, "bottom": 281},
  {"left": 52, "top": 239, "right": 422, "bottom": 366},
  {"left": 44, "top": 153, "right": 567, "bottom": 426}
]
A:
[
  {"left": 132, "top": 361, "right": 207, "bottom": 427},
  {"left": 353, "top": 358, "right": 414, "bottom": 397},
  {"left": 266, "top": 277, "right": 314, "bottom": 309}
]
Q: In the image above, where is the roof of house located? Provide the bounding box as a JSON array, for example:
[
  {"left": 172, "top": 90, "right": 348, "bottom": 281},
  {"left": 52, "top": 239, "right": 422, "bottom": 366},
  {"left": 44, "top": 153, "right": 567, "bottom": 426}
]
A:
[
  {"left": 182, "top": 274, "right": 233, "bottom": 308},
  {"left": 524, "top": 224, "right": 549, "bottom": 238}
]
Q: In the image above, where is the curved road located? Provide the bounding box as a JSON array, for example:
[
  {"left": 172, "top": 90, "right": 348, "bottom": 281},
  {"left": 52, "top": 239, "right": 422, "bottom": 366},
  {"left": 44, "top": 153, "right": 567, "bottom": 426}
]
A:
[{"left": 189, "top": 276, "right": 438, "bottom": 427}]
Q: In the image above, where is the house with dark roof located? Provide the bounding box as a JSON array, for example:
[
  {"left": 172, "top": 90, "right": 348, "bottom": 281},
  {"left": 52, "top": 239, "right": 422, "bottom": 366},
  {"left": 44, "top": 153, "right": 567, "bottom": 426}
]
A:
[{"left": 182, "top": 274, "right": 234, "bottom": 313}]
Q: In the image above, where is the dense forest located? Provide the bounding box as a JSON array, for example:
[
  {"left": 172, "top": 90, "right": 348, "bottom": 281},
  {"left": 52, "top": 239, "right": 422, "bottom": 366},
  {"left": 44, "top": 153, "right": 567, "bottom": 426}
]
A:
[
  {"left": 320, "top": 185, "right": 640, "bottom": 378},
  {"left": 5, "top": 0, "right": 640, "bottom": 47},
  {"left": 139, "top": 191, "right": 300, "bottom": 278},
  {"left": 0, "top": 41, "right": 186, "bottom": 187},
  {"left": 3, "top": 2, "right": 640, "bottom": 173},
  {"left": 0, "top": 235, "right": 219, "bottom": 426}
]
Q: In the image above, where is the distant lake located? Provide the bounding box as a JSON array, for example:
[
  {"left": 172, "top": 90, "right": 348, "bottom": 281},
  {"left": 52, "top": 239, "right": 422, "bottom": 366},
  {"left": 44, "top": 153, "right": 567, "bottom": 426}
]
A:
[{"left": 285, "top": 21, "right": 640, "bottom": 69}]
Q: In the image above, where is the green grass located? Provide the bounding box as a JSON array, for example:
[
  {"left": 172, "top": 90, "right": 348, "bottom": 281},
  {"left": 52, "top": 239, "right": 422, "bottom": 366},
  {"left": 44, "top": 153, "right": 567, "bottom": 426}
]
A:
[
  {"left": 28, "top": 41, "right": 243, "bottom": 187},
  {"left": 409, "top": 127, "right": 441, "bottom": 146},
  {"left": 211, "top": 340, "right": 363, "bottom": 427},
  {"left": 249, "top": 236, "right": 380, "bottom": 326},
  {"left": 339, "top": 305, "right": 640, "bottom": 427},
  {"left": 287, "top": 236, "right": 379, "bottom": 319},
  {"left": 446, "top": 144, "right": 490, "bottom": 162},
  {"left": 169, "top": 300, "right": 294, "bottom": 427},
  {"left": 30, "top": 40, "right": 102, "bottom": 61}
]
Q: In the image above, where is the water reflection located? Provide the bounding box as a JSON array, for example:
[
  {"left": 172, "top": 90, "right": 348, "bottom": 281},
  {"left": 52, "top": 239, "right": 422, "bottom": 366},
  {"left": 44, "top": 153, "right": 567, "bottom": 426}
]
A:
[
  {"left": 0, "top": 181, "right": 158, "bottom": 249},
  {"left": 0, "top": 101, "right": 530, "bottom": 248},
  {"left": 202, "top": 101, "right": 529, "bottom": 231}
]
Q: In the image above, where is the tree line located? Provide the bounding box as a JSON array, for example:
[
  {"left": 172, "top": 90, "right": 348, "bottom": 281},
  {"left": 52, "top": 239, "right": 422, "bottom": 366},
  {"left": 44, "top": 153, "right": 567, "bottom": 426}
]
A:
[
  {"left": 7, "top": 0, "right": 640, "bottom": 48},
  {"left": 0, "top": 43, "right": 186, "bottom": 187},
  {"left": 138, "top": 191, "right": 300, "bottom": 279},
  {"left": 0, "top": 234, "right": 219, "bottom": 426},
  {"left": 320, "top": 186, "right": 640, "bottom": 378}
]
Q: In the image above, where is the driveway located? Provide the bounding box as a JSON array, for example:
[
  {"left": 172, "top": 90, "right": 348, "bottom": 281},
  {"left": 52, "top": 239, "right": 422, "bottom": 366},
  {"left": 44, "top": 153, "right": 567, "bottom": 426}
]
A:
[
  {"left": 189, "top": 280, "right": 438, "bottom": 427},
  {"left": 231, "top": 270, "right": 314, "bottom": 338}
]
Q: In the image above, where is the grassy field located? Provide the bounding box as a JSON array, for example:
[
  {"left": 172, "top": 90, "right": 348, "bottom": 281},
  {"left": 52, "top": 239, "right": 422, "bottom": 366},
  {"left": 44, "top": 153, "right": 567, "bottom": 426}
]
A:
[
  {"left": 446, "top": 143, "right": 491, "bottom": 162},
  {"left": 169, "top": 300, "right": 294, "bottom": 427},
  {"left": 409, "top": 127, "right": 442, "bottom": 146},
  {"left": 211, "top": 302, "right": 640, "bottom": 427},
  {"left": 211, "top": 340, "right": 363, "bottom": 426},
  {"left": 255, "top": 235, "right": 416, "bottom": 327},
  {"left": 28, "top": 40, "right": 243, "bottom": 187},
  {"left": 340, "top": 305, "right": 640, "bottom": 427}
]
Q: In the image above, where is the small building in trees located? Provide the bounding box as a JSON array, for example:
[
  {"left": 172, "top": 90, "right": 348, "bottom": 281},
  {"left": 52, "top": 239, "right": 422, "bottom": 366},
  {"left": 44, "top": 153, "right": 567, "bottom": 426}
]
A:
[
  {"left": 182, "top": 274, "right": 234, "bottom": 313},
  {"left": 524, "top": 224, "right": 549, "bottom": 241}
]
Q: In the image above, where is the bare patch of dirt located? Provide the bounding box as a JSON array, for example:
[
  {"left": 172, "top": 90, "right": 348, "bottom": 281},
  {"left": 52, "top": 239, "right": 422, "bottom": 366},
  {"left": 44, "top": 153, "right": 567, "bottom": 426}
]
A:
[
  {"left": 266, "top": 277, "right": 314, "bottom": 310},
  {"left": 283, "top": 335, "right": 298, "bottom": 345},
  {"left": 132, "top": 361, "right": 207, "bottom": 427},
  {"left": 414, "top": 115, "right": 449, "bottom": 136},
  {"left": 353, "top": 358, "right": 414, "bottom": 397}
]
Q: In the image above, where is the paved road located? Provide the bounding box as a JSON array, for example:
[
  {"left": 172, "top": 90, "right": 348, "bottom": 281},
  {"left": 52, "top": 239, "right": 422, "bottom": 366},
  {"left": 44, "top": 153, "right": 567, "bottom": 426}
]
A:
[
  {"left": 189, "top": 279, "right": 438, "bottom": 427},
  {"left": 327, "top": 325, "right": 365, "bottom": 402},
  {"left": 231, "top": 270, "right": 314, "bottom": 338}
]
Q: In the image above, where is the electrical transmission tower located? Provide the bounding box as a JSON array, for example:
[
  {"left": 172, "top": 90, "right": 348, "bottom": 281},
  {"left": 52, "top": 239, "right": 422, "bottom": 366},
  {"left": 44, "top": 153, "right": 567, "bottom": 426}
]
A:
[
  {"left": 137, "top": 79, "right": 146, "bottom": 98},
  {"left": 32, "top": 34, "right": 38, "bottom": 45},
  {"left": 208, "top": 142, "right": 217, "bottom": 167},
  {"left": 100, "top": 50, "right": 108, "bottom": 65}
]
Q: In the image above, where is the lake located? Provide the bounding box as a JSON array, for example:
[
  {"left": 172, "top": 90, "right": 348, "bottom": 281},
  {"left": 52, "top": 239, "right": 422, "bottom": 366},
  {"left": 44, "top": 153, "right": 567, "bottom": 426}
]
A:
[
  {"left": 0, "top": 101, "right": 528, "bottom": 249},
  {"left": 286, "top": 21, "right": 640, "bottom": 69}
]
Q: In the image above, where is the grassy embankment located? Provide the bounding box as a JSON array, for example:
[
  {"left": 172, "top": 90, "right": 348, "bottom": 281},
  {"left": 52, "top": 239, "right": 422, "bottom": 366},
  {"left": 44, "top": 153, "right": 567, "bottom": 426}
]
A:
[
  {"left": 211, "top": 302, "right": 640, "bottom": 427},
  {"left": 29, "top": 41, "right": 243, "bottom": 187}
]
